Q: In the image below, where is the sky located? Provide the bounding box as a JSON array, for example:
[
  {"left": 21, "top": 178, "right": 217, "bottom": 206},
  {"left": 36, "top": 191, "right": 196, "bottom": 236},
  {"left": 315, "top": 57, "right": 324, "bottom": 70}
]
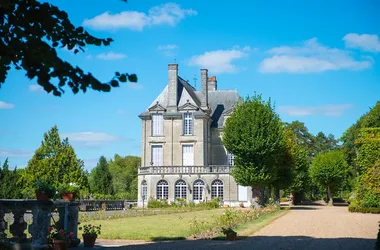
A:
[{"left": 1, "top": 0, "right": 379, "bottom": 170}]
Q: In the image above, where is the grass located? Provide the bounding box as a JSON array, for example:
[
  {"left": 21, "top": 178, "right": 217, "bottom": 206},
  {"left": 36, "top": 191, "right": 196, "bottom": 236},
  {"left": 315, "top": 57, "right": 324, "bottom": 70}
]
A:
[
  {"left": 213, "top": 210, "right": 288, "bottom": 240},
  {"left": 79, "top": 208, "right": 225, "bottom": 241}
]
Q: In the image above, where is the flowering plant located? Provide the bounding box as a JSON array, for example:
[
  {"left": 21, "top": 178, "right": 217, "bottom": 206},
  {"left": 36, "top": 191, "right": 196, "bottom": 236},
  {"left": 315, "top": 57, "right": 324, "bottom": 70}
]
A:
[
  {"left": 35, "top": 180, "right": 56, "bottom": 198},
  {"left": 79, "top": 224, "right": 101, "bottom": 236},
  {"left": 48, "top": 224, "right": 75, "bottom": 241},
  {"left": 58, "top": 183, "right": 80, "bottom": 198}
]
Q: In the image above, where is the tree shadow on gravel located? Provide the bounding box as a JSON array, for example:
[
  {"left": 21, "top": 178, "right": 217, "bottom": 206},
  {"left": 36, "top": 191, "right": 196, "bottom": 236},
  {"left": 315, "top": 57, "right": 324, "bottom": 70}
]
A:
[{"left": 90, "top": 236, "right": 376, "bottom": 250}]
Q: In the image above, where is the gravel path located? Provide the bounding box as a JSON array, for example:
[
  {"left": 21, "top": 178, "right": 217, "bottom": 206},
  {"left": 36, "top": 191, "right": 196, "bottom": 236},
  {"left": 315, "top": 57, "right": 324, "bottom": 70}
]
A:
[{"left": 77, "top": 205, "right": 379, "bottom": 250}]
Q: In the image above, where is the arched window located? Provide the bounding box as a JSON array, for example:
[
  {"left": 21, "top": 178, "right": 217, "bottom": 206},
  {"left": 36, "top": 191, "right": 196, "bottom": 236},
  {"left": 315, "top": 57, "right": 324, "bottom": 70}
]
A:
[
  {"left": 141, "top": 180, "right": 147, "bottom": 201},
  {"left": 156, "top": 180, "right": 168, "bottom": 200},
  {"left": 175, "top": 180, "right": 187, "bottom": 199},
  {"left": 211, "top": 179, "right": 224, "bottom": 200},
  {"left": 193, "top": 179, "right": 204, "bottom": 201}
]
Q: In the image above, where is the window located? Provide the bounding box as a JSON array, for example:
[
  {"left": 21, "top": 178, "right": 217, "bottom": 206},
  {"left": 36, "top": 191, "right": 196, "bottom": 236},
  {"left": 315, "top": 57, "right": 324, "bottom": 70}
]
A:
[
  {"left": 175, "top": 180, "right": 187, "bottom": 199},
  {"left": 193, "top": 179, "right": 204, "bottom": 201},
  {"left": 211, "top": 179, "right": 224, "bottom": 199},
  {"left": 182, "top": 145, "right": 194, "bottom": 166},
  {"left": 141, "top": 180, "right": 147, "bottom": 200},
  {"left": 151, "top": 145, "right": 163, "bottom": 166},
  {"left": 183, "top": 113, "right": 193, "bottom": 135},
  {"left": 156, "top": 180, "right": 168, "bottom": 200},
  {"left": 227, "top": 152, "right": 235, "bottom": 166},
  {"left": 152, "top": 114, "right": 163, "bottom": 136}
]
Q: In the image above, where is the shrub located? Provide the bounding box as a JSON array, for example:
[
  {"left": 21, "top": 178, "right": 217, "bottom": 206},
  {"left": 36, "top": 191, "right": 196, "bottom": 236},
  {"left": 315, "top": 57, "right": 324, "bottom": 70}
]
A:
[
  {"left": 348, "top": 205, "right": 380, "bottom": 214},
  {"left": 147, "top": 198, "right": 169, "bottom": 208}
]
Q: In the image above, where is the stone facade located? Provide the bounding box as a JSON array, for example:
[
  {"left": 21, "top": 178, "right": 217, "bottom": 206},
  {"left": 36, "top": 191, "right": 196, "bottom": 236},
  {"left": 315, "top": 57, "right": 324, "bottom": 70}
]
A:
[{"left": 137, "top": 64, "right": 252, "bottom": 207}]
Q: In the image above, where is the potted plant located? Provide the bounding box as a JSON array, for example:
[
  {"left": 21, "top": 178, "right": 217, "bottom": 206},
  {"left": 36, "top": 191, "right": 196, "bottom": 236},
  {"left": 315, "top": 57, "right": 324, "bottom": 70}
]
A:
[
  {"left": 35, "top": 180, "right": 56, "bottom": 200},
  {"left": 48, "top": 224, "right": 75, "bottom": 250},
  {"left": 58, "top": 183, "right": 80, "bottom": 201},
  {"left": 79, "top": 224, "right": 101, "bottom": 248},
  {"left": 221, "top": 227, "right": 237, "bottom": 241}
]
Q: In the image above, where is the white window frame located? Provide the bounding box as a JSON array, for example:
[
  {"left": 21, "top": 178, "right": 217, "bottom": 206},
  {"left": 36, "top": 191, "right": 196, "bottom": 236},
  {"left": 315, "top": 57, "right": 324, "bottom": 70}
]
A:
[
  {"left": 183, "top": 113, "right": 193, "bottom": 135},
  {"left": 227, "top": 152, "right": 235, "bottom": 166},
  {"left": 156, "top": 180, "right": 168, "bottom": 200},
  {"left": 151, "top": 145, "right": 163, "bottom": 166},
  {"left": 175, "top": 179, "right": 187, "bottom": 199},
  {"left": 211, "top": 179, "right": 224, "bottom": 199},
  {"left": 193, "top": 179, "right": 204, "bottom": 202},
  {"left": 151, "top": 113, "right": 163, "bottom": 136}
]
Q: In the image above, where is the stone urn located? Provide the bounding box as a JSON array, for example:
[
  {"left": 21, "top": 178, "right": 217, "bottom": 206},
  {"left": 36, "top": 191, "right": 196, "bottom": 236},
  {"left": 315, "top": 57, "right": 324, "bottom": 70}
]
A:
[{"left": 35, "top": 190, "right": 50, "bottom": 201}]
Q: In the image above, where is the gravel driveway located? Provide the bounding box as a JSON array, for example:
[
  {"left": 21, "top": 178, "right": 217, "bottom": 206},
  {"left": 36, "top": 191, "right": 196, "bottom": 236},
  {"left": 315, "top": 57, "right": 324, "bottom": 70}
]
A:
[{"left": 78, "top": 205, "right": 379, "bottom": 250}]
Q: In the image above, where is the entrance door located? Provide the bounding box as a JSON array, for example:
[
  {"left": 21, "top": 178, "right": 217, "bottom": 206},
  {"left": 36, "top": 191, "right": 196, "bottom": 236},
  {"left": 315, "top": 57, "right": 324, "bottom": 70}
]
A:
[{"left": 238, "top": 185, "right": 248, "bottom": 201}]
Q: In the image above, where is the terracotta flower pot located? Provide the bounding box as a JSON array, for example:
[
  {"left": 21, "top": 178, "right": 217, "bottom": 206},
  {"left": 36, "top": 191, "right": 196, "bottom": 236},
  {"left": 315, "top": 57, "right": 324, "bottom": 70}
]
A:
[
  {"left": 82, "top": 234, "right": 97, "bottom": 248},
  {"left": 62, "top": 192, "right": 74, "bottom": 201},
  {"left": 35, "top": 190, "right": 50, "bottom": 201},
  {"left": 52, "top": 240, "right": 68, "bottom": 250}
]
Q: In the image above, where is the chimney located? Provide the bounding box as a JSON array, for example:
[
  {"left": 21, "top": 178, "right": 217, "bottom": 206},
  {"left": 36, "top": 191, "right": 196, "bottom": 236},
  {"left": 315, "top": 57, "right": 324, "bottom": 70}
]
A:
[
  {"left": 167, "top": 64, "right": 178, "bottom": 110},
  {"left": 201, "top": 69, "right": 208, "bottom": 109},
  {"left": 208, "top": 76, "right": 217, "bottom": 91}
]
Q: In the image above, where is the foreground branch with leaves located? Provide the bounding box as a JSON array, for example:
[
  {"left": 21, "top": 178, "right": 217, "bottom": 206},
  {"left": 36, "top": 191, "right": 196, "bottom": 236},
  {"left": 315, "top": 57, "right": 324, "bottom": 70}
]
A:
[{"left": 1, "top": 0, "right": 137, "bottom": 95}]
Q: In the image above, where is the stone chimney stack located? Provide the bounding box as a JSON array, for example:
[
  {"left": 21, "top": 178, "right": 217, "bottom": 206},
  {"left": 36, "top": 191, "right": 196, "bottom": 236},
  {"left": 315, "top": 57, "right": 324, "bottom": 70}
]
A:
[
  {"left": 208, "top": 76, "right": 217, "bottom": 91},
  {"left": 167, "top": 64, "right": 178, "bottom": 110},
  {"left": 201, "top": 69, "right": 208, "bottom": 109}
]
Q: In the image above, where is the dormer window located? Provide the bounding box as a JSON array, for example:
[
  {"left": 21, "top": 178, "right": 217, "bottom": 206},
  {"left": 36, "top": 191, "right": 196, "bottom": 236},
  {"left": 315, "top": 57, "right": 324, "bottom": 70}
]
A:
[
  {"left": 183, "top": 113, "right": 193, "bottom": 135},
  {"left": 152, "top": 113, "right": 163, "bottom": 136}
]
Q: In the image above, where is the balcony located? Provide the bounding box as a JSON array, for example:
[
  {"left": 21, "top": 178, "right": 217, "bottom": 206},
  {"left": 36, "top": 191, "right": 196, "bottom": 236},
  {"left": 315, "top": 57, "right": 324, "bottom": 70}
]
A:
[{"left": 138, "top": 165, "right": 231, "bottom": 175}]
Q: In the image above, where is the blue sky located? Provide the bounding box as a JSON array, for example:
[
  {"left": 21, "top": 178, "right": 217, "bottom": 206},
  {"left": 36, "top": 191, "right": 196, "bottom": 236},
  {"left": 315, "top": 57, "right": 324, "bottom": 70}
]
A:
[{"left": 1, "top": 0, "right": 379, "bottom": 170}]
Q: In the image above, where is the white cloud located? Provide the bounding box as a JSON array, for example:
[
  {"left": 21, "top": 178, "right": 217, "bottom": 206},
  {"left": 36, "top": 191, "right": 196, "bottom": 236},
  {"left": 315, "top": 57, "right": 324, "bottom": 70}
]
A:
[
  {"left": 278, "top": 104, "right": 353, "bottom": 117},
  {"left": 82, "top": 3, "right": 197, "bottom": 31},
  {"left": 29, "top": 84, "right": 43, "bottom": 92},
  {"left": 158, "top": 44, "right": 178, "bottom": 57},
  {"left": 127, "top": 82, "right": 143, "bottom": 90},
  {"left": 0, "top": 148, "right": 33, "bottom": 158},
  {"left": 96, "top": 52, "right": 126, "bottom": 60},
  {"left": 116, "top": 109, "right": 128, "bottom": 115},
  {"left": 259, "top": 38, "right": 372, "bottom": 73},
  {"left": 0, "top": 101, "right": 14, "bottom": 109},
  {"left": 343, "top": 33, "right": 380, "bottom": 52},
  {"left": 61, "top": 132, "right": 122, "bottom": 147},
  {"left": 188, "top": 46, "right": 250, "bottom": 73},
  {"left": 158, "top": 44, "right": 178, "bottom": 50}
]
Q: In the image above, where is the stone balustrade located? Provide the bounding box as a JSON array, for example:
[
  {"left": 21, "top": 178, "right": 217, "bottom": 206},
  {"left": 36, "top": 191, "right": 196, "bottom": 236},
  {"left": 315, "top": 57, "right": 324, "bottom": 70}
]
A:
[
  {"left": 138, "top": 165, "right": 231, "bottom": 175},
  {"left": 0, "top": 199, "right": 80, "bottom": 250}
]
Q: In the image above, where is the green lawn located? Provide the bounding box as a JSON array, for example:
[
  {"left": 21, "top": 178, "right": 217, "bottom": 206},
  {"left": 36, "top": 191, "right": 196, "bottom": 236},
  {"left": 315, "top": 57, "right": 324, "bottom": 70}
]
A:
[{"left": 79, "top": 209, "right": 225, "bottom": 241}]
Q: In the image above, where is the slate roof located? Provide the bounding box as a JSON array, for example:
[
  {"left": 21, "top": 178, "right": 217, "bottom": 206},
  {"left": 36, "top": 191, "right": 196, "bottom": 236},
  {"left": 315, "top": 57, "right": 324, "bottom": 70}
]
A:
[{"left": 142, "top": 76, "right": 240, "bottom": 128}]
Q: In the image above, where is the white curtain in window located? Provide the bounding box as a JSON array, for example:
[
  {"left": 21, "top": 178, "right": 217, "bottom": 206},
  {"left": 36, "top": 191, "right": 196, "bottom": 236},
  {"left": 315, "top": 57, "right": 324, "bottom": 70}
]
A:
[
  {"left": 152, "top": 114, "right": 163, "bottom": 136},
  {"left": 152, "top": 145, "right": 163, "bottom": 166},
  {"left": 182, "top": 145, "right": 194, "bottom": 166}
]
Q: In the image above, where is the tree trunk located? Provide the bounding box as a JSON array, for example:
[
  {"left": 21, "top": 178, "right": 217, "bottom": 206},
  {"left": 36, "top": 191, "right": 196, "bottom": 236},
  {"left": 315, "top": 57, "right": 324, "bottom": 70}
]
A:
[
  {"left": 251, "top": 187, "right": 264, "bottom": 209},
  {"left": 274, "top": 188, "right": 280, "bottom": 204},
  {"left": 327, "top": 186, "right": 333, "bottom": 206}
]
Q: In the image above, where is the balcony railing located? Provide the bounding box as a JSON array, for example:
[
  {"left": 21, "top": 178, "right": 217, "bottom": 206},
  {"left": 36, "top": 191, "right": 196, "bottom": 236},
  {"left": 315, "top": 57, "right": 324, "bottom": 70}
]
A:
[
  {"left": 138, "top": 165, "right": 231, "bottom": 175},
  {"left": 0, "top": 199, "right": 80, "bottom": 249}
]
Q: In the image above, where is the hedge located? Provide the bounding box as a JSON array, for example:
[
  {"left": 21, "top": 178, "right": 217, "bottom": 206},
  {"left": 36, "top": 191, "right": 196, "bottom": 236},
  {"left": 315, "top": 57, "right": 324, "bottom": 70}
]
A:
[{"left": 348, "top": 205, "right": 380, "bottom": 214}]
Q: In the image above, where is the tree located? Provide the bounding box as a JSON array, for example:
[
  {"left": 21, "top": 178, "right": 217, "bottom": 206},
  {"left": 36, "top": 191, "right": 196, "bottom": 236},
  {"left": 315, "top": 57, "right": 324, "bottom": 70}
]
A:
[
  {"left": 287, "top": 147, "right": 310, "bottom": 203},
  {"left": 21, "top": 125, "right": 88, "bottom": 197},
  {"left": 108, "top": 154, "right": 140, "bottom": 199},
  {"left": 314, "top": 132, "right": 339, "bottom": 155},
  {"left": 0, "top": 158, "right": 23, "bottom": 199},
  {"left": 1, "top": 0, "right": 137, "bottom": 96},
  {"left": 89, "top": 156, "right": 113, "bottom": 195},
  {"left": 309, "top": 150, "right": 349, "bottom": 206},
  {"left": 222, "top": 94, "right": 284, "bottom": 207},
  {"left": 285, "top": 121, "right": 315, "bottom": 159}
]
